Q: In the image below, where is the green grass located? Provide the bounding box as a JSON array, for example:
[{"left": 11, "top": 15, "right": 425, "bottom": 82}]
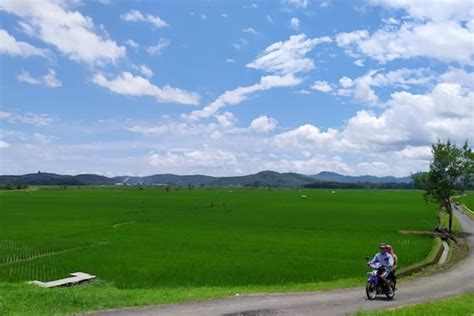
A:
[
  {"left": 458, "top": 192, "right": 474, "bottom": 219},
  {"left": 356, "top": 292, "right": 474, "bottom": 315},
  {"left": 0, "top": 188, "right": 438, "bottom": 314}
]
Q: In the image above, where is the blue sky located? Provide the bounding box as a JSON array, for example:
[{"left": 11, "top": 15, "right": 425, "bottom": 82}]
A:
[{"left": 0, "top": 0, "right": 473, "bottom": 176}]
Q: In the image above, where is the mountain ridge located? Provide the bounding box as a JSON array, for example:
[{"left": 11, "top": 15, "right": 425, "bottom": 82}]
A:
[{"left": 0, "top": 170, "right": 413, "bottom": 187}]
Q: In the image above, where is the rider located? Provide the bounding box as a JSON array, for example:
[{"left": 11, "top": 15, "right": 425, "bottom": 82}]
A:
[
  {"left": 386, "top": 244, "right": 398, "bottom": 288},
  {"left": 369, "top": 243, "right": 395, "bottom": 292}
]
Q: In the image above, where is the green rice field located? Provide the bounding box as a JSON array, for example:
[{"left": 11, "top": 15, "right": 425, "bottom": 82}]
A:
[
  {"left": 0, "top": 187, "right": 437, "bottom": 289},
  {"left": 459, "top": 192, "right": 474, "bottom": 212}
]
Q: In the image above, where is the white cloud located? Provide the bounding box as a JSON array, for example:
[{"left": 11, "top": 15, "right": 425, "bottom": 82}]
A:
[
  {"left": 339, "top": 76, "right": 353, "bottom": 88},
  {"left": 124, "top": 39, "right": 139, "bottom": 48},
  {"left": 0, "top": 140, "right": 10, "bottom": 149},
  {"left": 17, "top": 69, "right": 62, "bottom": 88},
  {"left": 137, "top": 65, "right": 153, "bottom": 78},
  {"left": 282, "top": 0, "right": 309, "bottom": 8},
  {"left": 0, "top": 0, "right": 125, "bottom": 65},
  {"left": 354, "top": 59, "right": 364, "bottom": 67},
  {"left": 266, "top": 15, "right": 273, "bottom": 23},
  {"left": 232, "top": 38, "right": 248, "bottom": 50},
  {"left": 311, "top": 80, "right": 332, "bottom": 92},
  {"left": 290, "top": 17, "right": 300, "bottom": 31},
  {"left": 33, "top": 132, "right": 54, "bottom": 144},
  {"left": 121, "top": 10, "right": 168, "bottom": 28},
  {"left": 336, "top": 3, "right": 474, "bottom": 65},
  {"left": 148, "top": 149, "right": 237, "bottom": 173},
  {"left": 372, "top": 0, "right": 474, "bottom": 22},
  {"left": 183, "top": 74, "right": 301, "bottom": 121},
  {"left": 249, "top": 115, "right": 278, "bottom": 133},
  {"left": 147, "top": 38, "right": 170, "bottom": 55},
  {"left": 0, "top": 111, "right": 55, "bottom": 126},
  {"left": 42, "top": 69, "right": 62, "bottom": 88},
  {"left": 272, "top": 69, "right": 474, "bottom": 157},
  {"left": 17, "top": 71, "right": 40, "bottom": 85},
  {"left": 247, "top": 34, "right": 332, "bottom": 75},
  {"left": 92, "top": 72, "right": 200, "bottom": 105},
  {"left": 0, "top": 28, "right": 48, "bottom": 58},
  {"left": 243, "top": 27, "right": 258, "bottom": 36},
  {"left": 243, "top": 3, "right": 258, "bottom": 9},
  {"left": 225, "top": 58, "right": 235, "bottom": 63},
  {"left": 336, "top": 68, "right": 434, "bottom": 104},
  {"left": 274, "top": 124, "right": 341, "bottom": 151}
]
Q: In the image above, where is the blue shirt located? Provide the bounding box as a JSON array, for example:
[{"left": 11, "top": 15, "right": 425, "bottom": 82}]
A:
[{"left": 370, "top": 252, "right": 394, "bottom": 269}]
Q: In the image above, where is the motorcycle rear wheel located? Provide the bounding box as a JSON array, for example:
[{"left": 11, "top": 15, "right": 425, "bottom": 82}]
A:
[{"left": 385, "top": 281, "right": 395, "bottom": 300}]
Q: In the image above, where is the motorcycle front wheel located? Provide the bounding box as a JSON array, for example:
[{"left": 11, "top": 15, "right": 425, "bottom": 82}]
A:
[{"left": 366, "top": 281, "right": 377, "bottom": 300}]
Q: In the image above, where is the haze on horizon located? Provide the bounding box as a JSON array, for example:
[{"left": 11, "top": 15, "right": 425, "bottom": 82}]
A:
[{"left": 0, "top": 0, "right": 473, "bottom": 177}]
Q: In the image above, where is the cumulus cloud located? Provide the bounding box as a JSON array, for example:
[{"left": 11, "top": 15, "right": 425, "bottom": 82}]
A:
[
  {"left": 17, "top": 69, "right": 61, "bottom": 88},
  {"left": 121, "top": 10, "right": 168, "bottom": 28},
  {"left": 311, "top": 80, "right": 332, "bottom": 93},
  {"left": 336, "top": 68, "right": 434, "bottom": 104},
  {"left": 92, "top": 72, "right": 200, "bottom": 105},
  {"left": 0, "top": 0, "right": 126, "bottom": 64},
  {"left": 249, "top": 115, "right": 278, "bottom": 133},
  {"left": 372, "top": 0, "right": 474, "bottom": 22},
  {"left": 336, "top": 1, "right": 474, "bottom": 65},
  {"left": 247, "top": 34, "right": 332, "bottom": 75},
  {"left": 0, "top": 28, "right": 48, "bottom": 58},
  {"left": 273, "top": 69, "right": 474, "bottom": 156}
]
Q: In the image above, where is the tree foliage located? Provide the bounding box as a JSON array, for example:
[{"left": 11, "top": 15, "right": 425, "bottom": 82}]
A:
[{"left": 413, "top": 140, "right": 473, "bottom": 232}]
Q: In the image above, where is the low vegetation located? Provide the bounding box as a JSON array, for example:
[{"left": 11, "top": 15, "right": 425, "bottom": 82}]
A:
[{"left": 356, "top": 292, "right": 474, "bottom": 315}]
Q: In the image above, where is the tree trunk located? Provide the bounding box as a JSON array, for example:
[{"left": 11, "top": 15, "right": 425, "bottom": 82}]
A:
[{"left": 446, "top": 202, "right": 453, "bottom": 233}]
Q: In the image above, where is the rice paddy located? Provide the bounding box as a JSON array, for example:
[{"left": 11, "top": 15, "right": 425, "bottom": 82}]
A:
[{"left": 0, "top": 187, "right": 436, "bottom": 289}]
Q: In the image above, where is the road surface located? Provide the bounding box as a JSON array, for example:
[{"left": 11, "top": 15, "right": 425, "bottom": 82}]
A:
[{"left": 92, "top": 207, "right": 474, "bottom": 316}]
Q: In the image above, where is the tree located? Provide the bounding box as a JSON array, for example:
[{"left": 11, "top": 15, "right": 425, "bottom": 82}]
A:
[{"left": 413, "top": 140, "right": 473, "bottom": 232}]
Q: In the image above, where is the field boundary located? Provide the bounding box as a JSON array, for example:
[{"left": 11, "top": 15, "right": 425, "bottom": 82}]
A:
[
  {"left": 397, "top": 236, "right": 444, "bottom": 277},
  {"left": 0, "top": 242, "right": 110, "bottom": 266}
]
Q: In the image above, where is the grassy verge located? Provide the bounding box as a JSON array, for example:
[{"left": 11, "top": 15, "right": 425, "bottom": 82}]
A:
[
  {"left": 0, "top": 278, "right": 363, "bottom": 315},
  {"left": 355, "top": 292, "right": 474, "bottom": 315}
]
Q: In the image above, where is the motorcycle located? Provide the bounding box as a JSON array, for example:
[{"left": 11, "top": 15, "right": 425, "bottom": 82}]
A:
[{"left": 365, "top": 256, "right": 395, "bottom": 300}]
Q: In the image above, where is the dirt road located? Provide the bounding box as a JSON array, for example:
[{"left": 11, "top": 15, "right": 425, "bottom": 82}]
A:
[{"left": 92, "top": 207, "right": 474, "bottom": 316}]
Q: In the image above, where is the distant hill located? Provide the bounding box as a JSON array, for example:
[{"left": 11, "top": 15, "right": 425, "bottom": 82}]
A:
[
  {"left": 0, "top": 170, "right": 413, "bottom": 187},
  {"left": 310, "top": 171, "right": 412, "bottom": 184},
  {"left": 212, "top": 171, "right": 313, "bottom": 187}
]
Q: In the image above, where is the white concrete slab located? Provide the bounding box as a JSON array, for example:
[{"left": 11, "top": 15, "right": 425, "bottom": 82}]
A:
[{"left": 29, "top": 272, "right": 95, "bottom": 288}]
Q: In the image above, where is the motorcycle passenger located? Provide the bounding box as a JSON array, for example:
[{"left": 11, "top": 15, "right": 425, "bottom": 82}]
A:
[
  {"left": 386, "top": 244, "right": 398, "bottom": 288},
  {"left": 369, "top": 243, "right": 395, "bottom": 292}
]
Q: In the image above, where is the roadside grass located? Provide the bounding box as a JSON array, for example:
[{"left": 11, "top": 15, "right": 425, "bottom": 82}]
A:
[
  {"left": 0, "top": 278, "right": 366, "bottom": 315},
  {"left": 355, "top": 292, "right": 474, "bottom": 315},
  {"left": 455, "top": 191, "right": 474, "bottom": 220}
]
